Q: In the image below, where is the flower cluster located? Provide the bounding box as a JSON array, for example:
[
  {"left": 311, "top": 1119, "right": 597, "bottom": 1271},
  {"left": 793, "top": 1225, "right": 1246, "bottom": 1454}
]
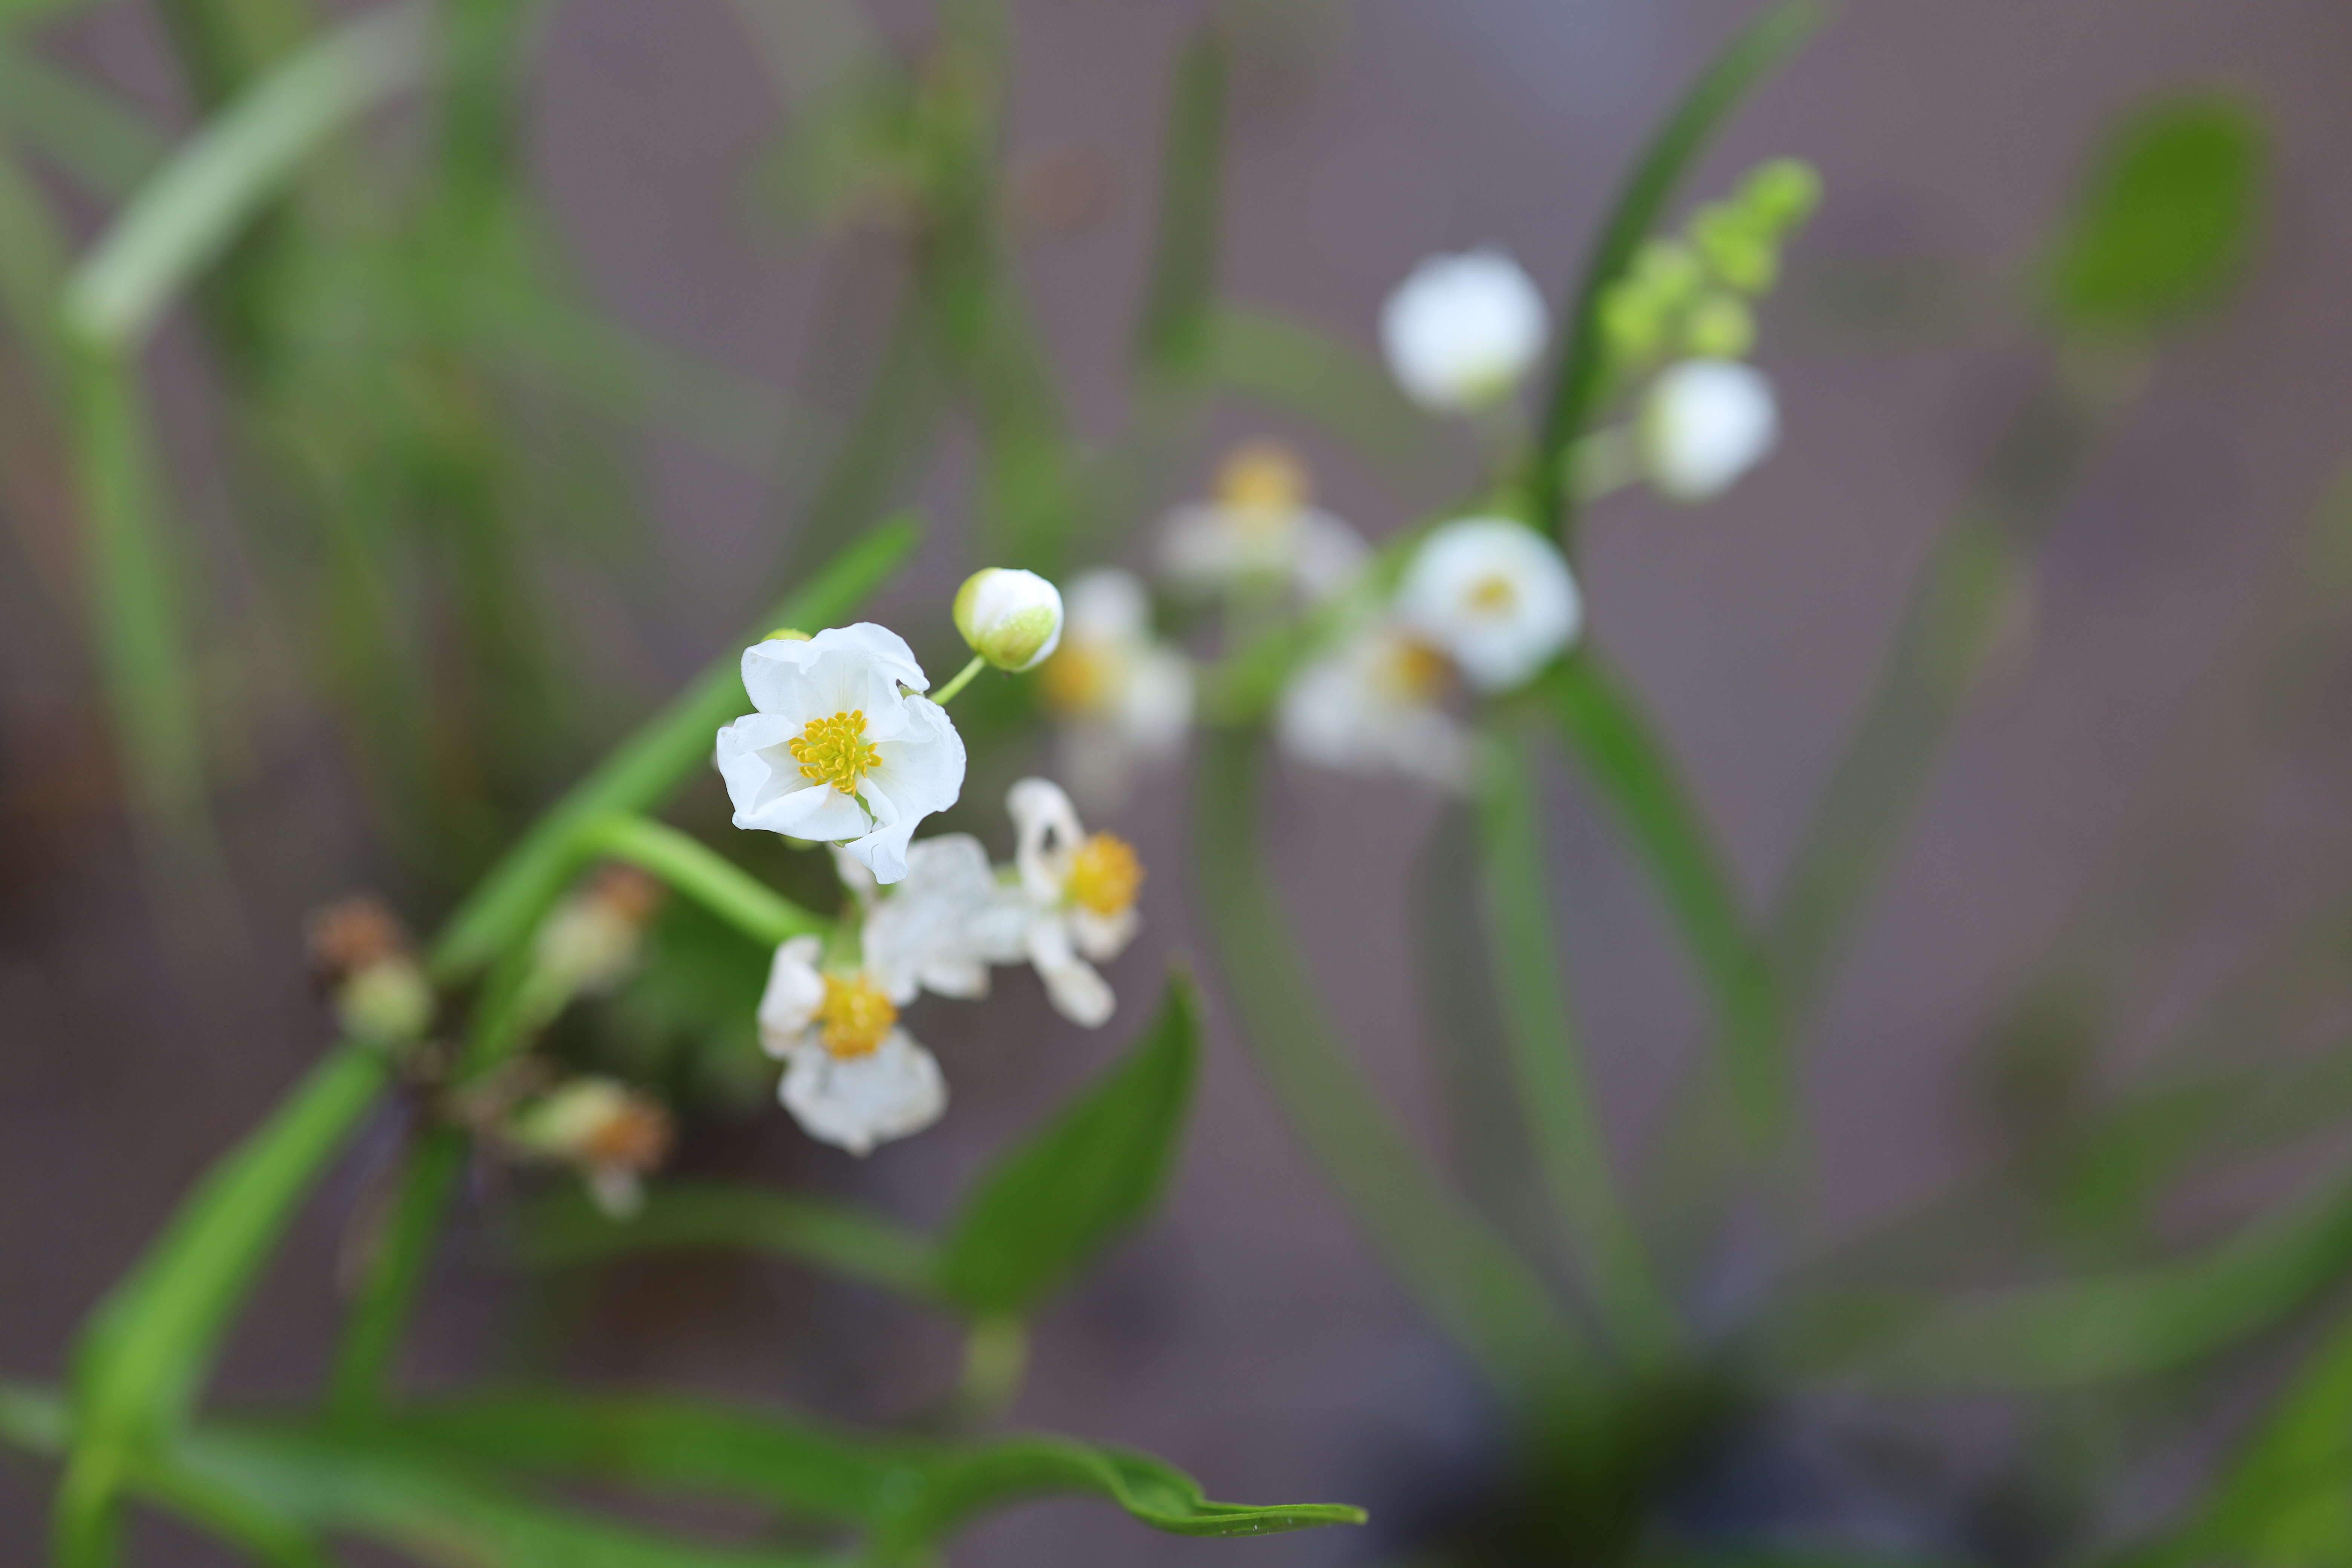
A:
[{"left": 753, "top": 778, "right": 1146, "bottom": 1155}]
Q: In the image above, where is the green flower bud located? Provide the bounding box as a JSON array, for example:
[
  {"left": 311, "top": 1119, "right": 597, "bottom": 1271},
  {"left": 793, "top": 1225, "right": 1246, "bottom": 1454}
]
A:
[
  {"left": 953, "top": 568, "right": 1064, "bottom": 672},
  {"left": 1630, "top": 238, "right": 1704, "bottom": 309},
  {"left": 1743, "top": 158, "right": 1823, "bottom": 232},
  {"left": 335, "top": 957, "right": 434, "bottom": 1044},
  {"left": 1683, "top": 291, "right": 1756, "bottom": 359},
  {"left": 1694, "top": 204, "right": 1776, "bottom": 293}
]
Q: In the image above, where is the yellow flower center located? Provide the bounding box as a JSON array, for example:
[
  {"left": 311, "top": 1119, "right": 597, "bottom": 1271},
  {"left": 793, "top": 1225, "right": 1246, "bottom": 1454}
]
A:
[
  {"left": 1214, "top": 439, "right": 1309, "bottom": 525},
  {"left": 1467, "top": 573, "right": 1518, "bottom": 614},
  {"left": 1067, "top": 832, "right": 1144, "bottom": 917},
  {"left": 819, "top": 974, "right": 897, "bottom": 1058},
  {"left": 789, "top": 710, "right": 880, "bottom": 795},
  {"left": 1041, "top": 642, "right": 1113, "bottom": 716},
  {"left": 1381, "top": 636, "right": 1453, "bottom": 702}
]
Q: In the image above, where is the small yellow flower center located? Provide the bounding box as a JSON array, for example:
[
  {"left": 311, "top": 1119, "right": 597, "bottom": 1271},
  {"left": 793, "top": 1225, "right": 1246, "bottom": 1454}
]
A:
[
  {"left": 1215, "top": 440, "right": 1309, "bottom": 524},
  {"left": 790, "top": 710, "right": 881, "bottom": 795},
  {"left": 819, "top": 974, "right": 897, "bottom": 1058},
  {"left": 1067, "top": 832, "right": 1144, "bottom": 917},
  {"left": 1381, "top": 636, "right": 1453, "bottom": 702},
  {"left": 1467, "top": 573, "right": 1518, "bottom": 614},
  {"left": 1041, "top": 642, "right": 1113, "bottom": 716}
]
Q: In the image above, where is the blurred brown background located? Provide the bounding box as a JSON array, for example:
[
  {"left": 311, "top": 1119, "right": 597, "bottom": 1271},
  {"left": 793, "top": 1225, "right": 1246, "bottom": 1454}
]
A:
[{"left": 6, "top": 0, "right": 2352, "bottom": 1560}]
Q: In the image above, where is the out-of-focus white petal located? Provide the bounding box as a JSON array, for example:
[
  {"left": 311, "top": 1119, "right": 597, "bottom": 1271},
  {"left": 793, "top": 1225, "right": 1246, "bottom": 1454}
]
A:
[
  {"left": 1026, "top": 915, "right": 1115, "bottom": 1028},
  {"left": 865, "top": 833, "right": 1003, "bottom": 1003},
  {"left": 1277, "top": 622, "right": 1472, "bottom": 791},
  {"left": 1380, "top": 249, "right": 1549, "bottom": 412},
  {"left": 779, "top": 1031, "right": 946, "bottom": 1155},
  {"left": 756, "top": 936, "right": 827, "bottom": 1057},
  {"left": 1070, "top": 904, "right": 1138, "bottom": 962},
  {"left": 1396, "top": 517, "right": 1582, "bottom": 691},
  {"left": 1063, "top": 569, "right": 1151, "bottom": 642},
  {"left": 1641, "top": 359, "right": 1778, "bottom": 502}
]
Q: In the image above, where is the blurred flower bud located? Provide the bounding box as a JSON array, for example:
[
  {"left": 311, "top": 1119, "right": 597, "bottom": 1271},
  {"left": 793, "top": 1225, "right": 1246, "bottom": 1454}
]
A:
[
  {"left": 305, "top": 894, "right": 434, "bottom": 1044},
  {"left": 1380, "top": 248, "right": 1550, "bottom": 412},
  {"left": 1743, "top": 158, "right": 1823, "bottom": 232},
  {"left": 954, "top": 568, "right": 1065, "bottom": 672},
  {"left": 1694, "top": 204, "right": 1777, "bottom": 294},
  {"left": 1640, "top": 359, "right": 1779, "bottom": 502},
  {"left": 508, "top": 1076, "right": 674, "bottom": 1220},
  {"left": 1683, "top": 291, "right": 1758, "bottom": 358},
  {"left": 534, "top": 865, "right": 663, "bottom": 997}
]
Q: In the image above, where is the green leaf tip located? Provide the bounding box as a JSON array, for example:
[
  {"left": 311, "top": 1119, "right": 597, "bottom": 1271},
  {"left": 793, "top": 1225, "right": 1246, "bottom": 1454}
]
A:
[{"left": 2045, "top": 91, "right": 2268, "bottom": 336}]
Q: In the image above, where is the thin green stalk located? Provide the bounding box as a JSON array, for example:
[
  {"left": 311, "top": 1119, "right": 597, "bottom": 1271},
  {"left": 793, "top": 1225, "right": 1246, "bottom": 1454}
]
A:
[
  {"left": 329, "top": 1127, "right": 465, "bottom": 1418},
  {"left": 430, "top": 517, "right": 919, "bottom": 982},
  {"left": 1132, "top": 26, "right": 1225, "bottom": 387},
  {"left": 929, "top": 654, "right": 988, "bottom": 706},
  {"left": 516, "top": 1181, "right": 939, "bottom": 1300},
  {"left": 1193, "top": 731, "right": 1597, "bottom": 1406},
  {"left": 1529, "top": 0, "right": 1824, "bottom": 544},
  {"left": 1473, "top": 725, "right": 1678, "bottom": 1365},
  {"left": 580, "top": 814, "right": 830, "bottom": 948},
  {"left": 57, "top": 1040, "right": 391, "bottom": 1567}
]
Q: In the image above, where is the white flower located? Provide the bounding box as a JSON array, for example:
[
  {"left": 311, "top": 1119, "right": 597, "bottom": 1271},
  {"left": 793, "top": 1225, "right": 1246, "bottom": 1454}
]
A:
[
  {"left": 1277, "top": 619, "right": 1468, "bottom": 790},
  {"left": 861, "top": 833, "right": 1027, "bottom": 1002},
  {"left": 953, "top": 568, "right": 1064, "bottom": 672},
  {"left": 1395, "top": 517, "right": 1581, "bottom": 692},
  {"left": 1640, "top": 358, "right": 1778, "bottom": 502},
  {"left": 1159, "top": 441, "right": 1367, "bottom": 602},
  {"left": 1039, "top": 570, "right": 1194, "bottom": 812},
  {"left": 758, "top": 934, "right": 946, "bottom": 1155},
  {"left": 1001, "top": 778, "right": 1144, "bottom": 1027},
  {"left": 1380, "top": 248, "right": 1550, "bottom": 412},
  {"left": 717, "top": 624, "right": 967, "bottom": 885}
]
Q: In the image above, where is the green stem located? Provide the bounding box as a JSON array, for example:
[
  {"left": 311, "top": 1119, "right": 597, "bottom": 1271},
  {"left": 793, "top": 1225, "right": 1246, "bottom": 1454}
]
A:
[
  {"left": 329, "top": 1128, "right": 465, "bottom": 1418},
  {"left": 1193, "top": 730, "right": 1597, "bottom": 1407},
  {"left": 582, "top": 813, "right": 829, "bottom": 946},
  {"left": 929, "top": 654, "right": 988, "bottom": 707},
  {"left": 952, "top": 1316, "right": 1029, "bottom": 1427},
  {"left": 1528, "top": 0, "right": 1824, "bottom": 545},
  {"left": 1473, "top": 725, "right": 1679, "bottom": 1366}
]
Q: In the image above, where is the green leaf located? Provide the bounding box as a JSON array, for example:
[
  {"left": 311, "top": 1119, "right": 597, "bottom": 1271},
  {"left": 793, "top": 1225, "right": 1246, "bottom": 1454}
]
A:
[
  {"left": 57, "top": 1042, "right": 392, "bottom": 1565},
  {"left": 430, "top": 516, "right": 920, "bottom": 982},
  {"left": 63, "top": 2, "right": 432, "bottom": 347},
  {"left": 516, "top": 1180, "right": 939, "bottom": 1301},
  {"left": 1793, "top": 1171, "right": 2352, "bottom": 1390},
  {"left": 1532, "top": 0, "right": 1825, "bottom": 540},
  {"left": 0, "top": 46, "right": 169, "bottom": 197},
  {"left": 933, "top": 974, "right": 1201, "bottom": 1317},
  {"left": 1133, "top": 29, "right": 1225, "bottom": 384},
  {"left": 2045, "top": 93, "right": 2266, "bottom": 335}
]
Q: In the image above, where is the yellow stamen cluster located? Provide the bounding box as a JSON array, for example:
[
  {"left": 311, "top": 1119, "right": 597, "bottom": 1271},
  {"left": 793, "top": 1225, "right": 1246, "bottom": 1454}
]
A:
[
  {"left": 1040, "top": 643, "right": 1113, "bottom": 716},
  {"left": 1215, "top": 439, "right": 1309, "bottom": 521},
  {"left": 1467, "top": 573, "right": 1519, "bottom": 614},
  {"left": 1068, "top": 832, "right": 1144, "bottom": 917},
  {"left": 1381, "top": 636, "right": 1453, "bottom": 702},
  {"left": 819, "top": 975, "right": 897, "bottom": 1058},
  {"left": 790, "top": 710, "right": 881, "bottom": 795}
]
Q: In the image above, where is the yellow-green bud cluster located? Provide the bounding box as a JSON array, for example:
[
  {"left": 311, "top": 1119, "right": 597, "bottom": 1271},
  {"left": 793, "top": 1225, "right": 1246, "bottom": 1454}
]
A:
[
  {"left": 953, "top": 568, "right": 1064, "bottom": 672},
  {"left": 1599, "top": 158, "right": 1822, "bottom": 373}
]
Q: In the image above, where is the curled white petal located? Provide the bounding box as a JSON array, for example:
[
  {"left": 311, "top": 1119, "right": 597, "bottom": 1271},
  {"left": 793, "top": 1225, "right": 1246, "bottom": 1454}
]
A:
[
  {"left": 1008, "top": 776, "right": 1085, "bottom": 904},
  {"left": 1380, "top": 248, "right": 1549, "bottom": 412},
  {"left": 1395, "top": 517, "right": 1582, "bottom": 691},
  {"left": 1642, "top": 359, "right": 1778, "bottom": 502},
  {"left": 756, "top": 936, "right": 827, "bottom": 1058},
  {"left": 1026, "top": 914, "right": 1115, "bottom": 1028},
  {"left": 779, "top": 1031, "right": 946, "bottom": 1155}
]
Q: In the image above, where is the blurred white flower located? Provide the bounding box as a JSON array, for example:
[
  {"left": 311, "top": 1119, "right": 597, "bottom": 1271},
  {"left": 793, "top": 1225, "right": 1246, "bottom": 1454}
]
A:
[
  {"left": 758, "top": 934, "right": 946, "bottom": 1155},
  {"left": 1395, "top": 517, "right": 1581, "bottom": 692},
  {"left": 1000, "top": 778, "right": 1144, "bottom": 1027},
  {"left": 1380, "top": 248, "right": 1549, "bottom": 412},
  {"left": 1640, "top": 358, "right": 1778, "bottom": 502},
  {"left": 1039, "top": 569, "right": 1194, "bottom": 812},
  {"left": 717, "top": 624, "right": 966, "bottom": 885},
  {"left": 1277, "top": 620, "right": 1468, "bottom": 791},
  {"left": 861, "top": 833, "right": 1027, "bottom": 1003},
  {"left": 953, "top": 567, "right": 1064, "bottom": 672},
  {"left": 1159, "top": 441, "right": 1367, "bottom": 602}
]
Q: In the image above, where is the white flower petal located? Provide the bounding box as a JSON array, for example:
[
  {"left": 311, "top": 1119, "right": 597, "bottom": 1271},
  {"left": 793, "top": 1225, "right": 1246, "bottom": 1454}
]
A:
[
  {"left": 1008, "top": 776, "right": 1084, "bottom": 903},
  {"left": 1396, "top": 516, "right": 1581, "bottom": 691},
  {"left": 779, "top": 1031, "right": 947, "bottom": 1155},
  {"left": 1063, "top": 568, "right": 1151, "bottom": 642},
  {"left": 848, "top": 698, "right": 966, "bottom": 884},
  {"left": 1381, "top": 248, "right": 1549, "bottom": 412},
  {"left": 756, "top": 936, "right": 827, "bottom": 1056},
  {"left": 1026, "top": 915, "right": 1115, "bottom": 1028},
  {"left": 1070, "top": 904, "right": 1138, "bottom": 962},
  {"left": 1643, "top": 358, "right": 1779, "bottom": 502},
  {"left": 864, "top": 833, "right": 1003, "bottom": 1003}
]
